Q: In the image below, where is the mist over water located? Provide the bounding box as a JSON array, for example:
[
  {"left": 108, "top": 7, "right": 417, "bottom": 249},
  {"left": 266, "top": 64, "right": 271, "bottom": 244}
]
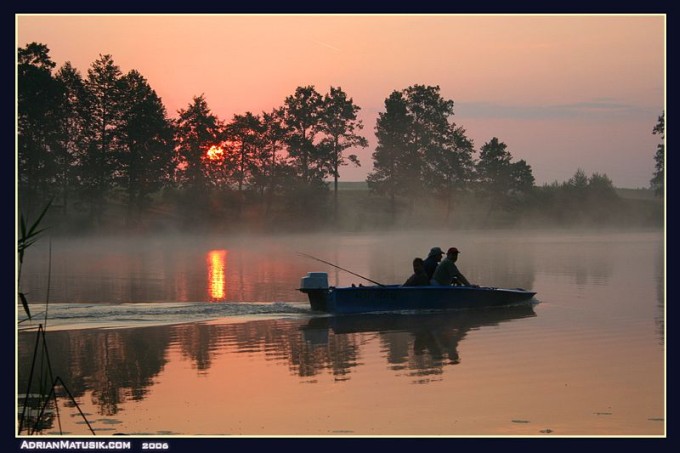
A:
[{"left": 19, "top": 227, "right": 662, "bottom": 317}]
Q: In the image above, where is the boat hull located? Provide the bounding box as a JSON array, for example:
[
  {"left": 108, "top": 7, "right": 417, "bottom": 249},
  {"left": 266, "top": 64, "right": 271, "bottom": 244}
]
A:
[{"left": 301, "top": 285, "right": 537, "bottom": 314}]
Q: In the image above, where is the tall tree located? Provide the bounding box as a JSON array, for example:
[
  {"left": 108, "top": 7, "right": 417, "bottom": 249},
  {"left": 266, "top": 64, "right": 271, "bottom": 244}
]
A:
[
  {"left": 80, "top": 54, "right": 125, "bottom": 225},
  {"left": 367, "top": 90, "right": 413, "bottom": 217},
  {"left": 477, "top": 137, "right": 513, "bottom": 195},
  {"left": 278, "top": 85, "right": 333, "bottom": 225},
  {"left": 117, "top": 70, "right": 176, "bottom": 225},
  {"left": 477, "top": 137, "right": 534, "bottom": 212},
  {"left": 510, "top": 159, "right": 535, "bottom": 193},
  {"left": 256, "top": 108, "right": 287, "bottom": 214},
  {"left": 368, "top": 85, "right": 458, "bottom": 217},
  {"left": 651, "top": 112, "right": 664, "bottom": 197},
  {"left": 282, "top": 85, "right": 325, "bottom": 183},
  {"left": 423, "top": 124, "right": 475, "bottom": 221},
  {"left": 225, "top": 112, "right": 262, "bottom": 193},
  {"left": 403, "top": 85, "right": 455, "bottom": 202},
  {"left": 319, "top": 86, "right": 368, "bottom": 219},
  {"left": 54, "top": 62, "right": 89, "bottom": 216},
  {"left": 17, "top": 43, "right": 66, "bottom": 212},
  {"left": 174, "top": 94, "right": 223, "bottom": 190}
]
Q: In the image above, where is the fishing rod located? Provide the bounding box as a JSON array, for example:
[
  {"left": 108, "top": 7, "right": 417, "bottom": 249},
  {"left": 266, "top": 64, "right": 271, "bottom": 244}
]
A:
[{"left": 297, "top": 252, "right": 386, "bottom": 287}]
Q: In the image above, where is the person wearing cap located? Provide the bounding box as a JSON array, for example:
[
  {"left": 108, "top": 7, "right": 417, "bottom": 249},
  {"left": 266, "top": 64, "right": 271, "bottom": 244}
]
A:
[
  {"left": 423, "top": 247, "right": 444, "bottom": 281},
  {"left": 431, "top": 247, "right": 472, "bottom": 286}
]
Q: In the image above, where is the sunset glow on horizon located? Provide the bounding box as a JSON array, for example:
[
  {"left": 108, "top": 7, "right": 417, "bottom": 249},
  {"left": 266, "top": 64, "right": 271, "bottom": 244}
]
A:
[{"left": 16, "top": 13, "right": 665, "bottom": 188}]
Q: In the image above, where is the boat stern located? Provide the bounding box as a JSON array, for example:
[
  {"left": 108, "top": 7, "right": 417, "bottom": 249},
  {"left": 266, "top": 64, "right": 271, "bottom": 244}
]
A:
[{"left": 299, "top": 272, "right": 331, "bottom": 312}]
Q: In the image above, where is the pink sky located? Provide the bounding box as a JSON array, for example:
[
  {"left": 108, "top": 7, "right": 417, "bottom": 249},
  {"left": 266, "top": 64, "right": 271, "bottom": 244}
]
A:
[{"left": 16, "top": 14, "right": 665, "bottom": 188}]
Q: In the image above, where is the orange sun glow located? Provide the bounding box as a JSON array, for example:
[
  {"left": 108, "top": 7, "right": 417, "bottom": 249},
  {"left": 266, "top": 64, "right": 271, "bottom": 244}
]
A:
[{"left": 206, "top": 145, "right": 224, "bottom": 161}]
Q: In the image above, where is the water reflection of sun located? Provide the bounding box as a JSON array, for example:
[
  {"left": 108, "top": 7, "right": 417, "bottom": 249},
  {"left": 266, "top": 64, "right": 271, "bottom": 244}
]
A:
[{"left": 207, "top": 250, "right": 228, "bottom": 301}]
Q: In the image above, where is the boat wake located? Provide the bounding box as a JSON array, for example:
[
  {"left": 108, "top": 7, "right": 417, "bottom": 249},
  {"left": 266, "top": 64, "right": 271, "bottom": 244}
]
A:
[{"left": 17, "top": 301, "right": 314, "bottom": 332}]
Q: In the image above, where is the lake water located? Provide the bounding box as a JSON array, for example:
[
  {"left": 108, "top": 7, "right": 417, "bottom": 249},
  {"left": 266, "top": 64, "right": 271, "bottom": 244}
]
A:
[{"left": 16, "top": 228, "right": 665, "bottom": 438}]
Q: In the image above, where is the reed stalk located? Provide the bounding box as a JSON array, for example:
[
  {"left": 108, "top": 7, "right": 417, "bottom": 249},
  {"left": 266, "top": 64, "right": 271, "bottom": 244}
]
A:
[{"left": 17, "top": 200, "right": 93, "bottom": 435}]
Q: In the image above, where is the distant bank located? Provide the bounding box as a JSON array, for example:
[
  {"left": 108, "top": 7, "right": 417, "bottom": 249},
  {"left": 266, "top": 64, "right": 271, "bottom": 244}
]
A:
[{"left": 337, "top": 181, "right": 656, "bottom": 197}]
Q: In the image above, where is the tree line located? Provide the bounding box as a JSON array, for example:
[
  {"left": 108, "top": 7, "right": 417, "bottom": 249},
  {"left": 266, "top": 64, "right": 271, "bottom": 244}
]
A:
[{"left": 18, "top": 43, "right": 663, "bottom": 233}]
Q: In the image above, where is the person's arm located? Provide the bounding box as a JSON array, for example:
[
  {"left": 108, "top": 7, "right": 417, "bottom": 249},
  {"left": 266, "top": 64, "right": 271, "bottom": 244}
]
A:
[
  {"left": 453, "top": 264, "right": 471, "bottom": 286},
  {"left": 458, "top": 273, "right": 471, "bottom": 286}
]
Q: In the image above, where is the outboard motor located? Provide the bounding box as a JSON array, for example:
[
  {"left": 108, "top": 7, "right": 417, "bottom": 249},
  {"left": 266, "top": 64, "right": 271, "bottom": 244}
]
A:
[{"left": 299, "top": 272, "right": 330, "bottom": 312}]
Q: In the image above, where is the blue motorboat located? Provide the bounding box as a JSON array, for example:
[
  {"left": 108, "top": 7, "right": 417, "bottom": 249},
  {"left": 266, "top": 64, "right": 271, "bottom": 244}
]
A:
[{"left": 299, "top": 272, "right": 537, "bottom": 314}]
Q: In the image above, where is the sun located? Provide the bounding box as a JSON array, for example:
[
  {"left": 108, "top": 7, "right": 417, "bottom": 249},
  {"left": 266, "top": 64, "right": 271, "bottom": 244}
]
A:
[{"left": 206, "top": 145, "right": 224, "bottom": 161}]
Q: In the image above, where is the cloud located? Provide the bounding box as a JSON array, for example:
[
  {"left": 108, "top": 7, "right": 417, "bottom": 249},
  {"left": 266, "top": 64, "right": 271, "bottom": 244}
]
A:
[
  {"left": 456, "top": 99, "right": 654, "bottom": 120},
  {"left": 311, "top": 39, "right": 341, "bottom": 52}
]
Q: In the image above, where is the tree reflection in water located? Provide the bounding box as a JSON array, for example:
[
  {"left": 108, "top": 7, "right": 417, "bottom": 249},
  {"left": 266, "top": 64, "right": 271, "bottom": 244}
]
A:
[
  {"left": 303, "top": 304, "right": 536, "bottom": 383},
  {"left": 17, "top": 304, "right": 536, "bottom": 431}
]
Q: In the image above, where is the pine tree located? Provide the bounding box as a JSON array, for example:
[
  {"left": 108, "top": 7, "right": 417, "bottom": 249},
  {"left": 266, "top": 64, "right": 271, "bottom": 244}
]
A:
[
  {"left": 17, "top": 43, "right": 66, "bottom": 213},
  {"left": 80, "top": 54, "right": 125, "bottom": 225},
  {"left": 282, "top": 85, "right": 325, "bottom": 184},
  {"left": 368, "top": 85, "right": 461, "bottom": 217},
  {"left": 174, "top": 94, "right": 224, "bottom": 190},
  {"left": 118, "top": 70, "right": 175, "bottom": 225}
]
